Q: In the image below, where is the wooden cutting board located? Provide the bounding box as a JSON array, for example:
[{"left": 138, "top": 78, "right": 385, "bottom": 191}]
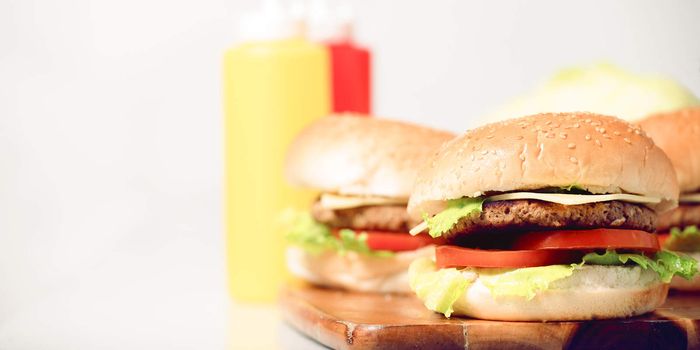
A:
[{"left": 280, "top": 283, "right": 700, "bottom": 349}]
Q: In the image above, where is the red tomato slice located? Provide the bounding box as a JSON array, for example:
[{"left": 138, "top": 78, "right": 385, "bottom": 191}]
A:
[
  {"left": 436, "top": 245, "right": 584, "bottom": 268},
  {"left": 332, "top": 229, "right": 444, "bottom": 252},
  {"left": 657, "top": 233, "right": 669, "bottom": 248},
  {"left": 512, "top": 229, "right": 660, "bottom": 253}
]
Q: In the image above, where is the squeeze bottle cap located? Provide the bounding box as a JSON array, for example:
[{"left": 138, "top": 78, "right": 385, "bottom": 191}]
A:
[
  {"left": 289, "top": 0, "right": 308, "bottom": 39},
  {"left": 306, "top": 0, "right": 354, "bottom": 42},
  {"left": 238, "top": 0, "right": 301, "bottom": 42}
]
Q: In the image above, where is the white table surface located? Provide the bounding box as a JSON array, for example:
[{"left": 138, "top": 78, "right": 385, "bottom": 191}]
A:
[{"left": 0, "top": 232, "right": 325, "bottom": 350}]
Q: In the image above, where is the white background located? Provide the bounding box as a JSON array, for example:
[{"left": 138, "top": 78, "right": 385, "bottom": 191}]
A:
[{"left": 1, "top": 0, "right": 699, "bottom": 348}]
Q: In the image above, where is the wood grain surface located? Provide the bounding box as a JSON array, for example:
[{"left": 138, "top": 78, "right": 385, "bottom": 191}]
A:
[{"left": 280, "top": 283, "right": 700, "bottom": 349}]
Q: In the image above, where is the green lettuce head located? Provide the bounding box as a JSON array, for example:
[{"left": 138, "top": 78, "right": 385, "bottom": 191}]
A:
[{"left": 484, "top": 62, "right": 700, "bottom": 123}]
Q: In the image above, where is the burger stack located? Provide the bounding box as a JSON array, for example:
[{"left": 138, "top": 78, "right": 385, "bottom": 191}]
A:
[
  {"left": 640, "top": 107, "right": 700, "bottom": 291},
  {"left": 283, "top": 114, "right": 454, "bottom": 293},
  {"left": 284, "top": 111, "right": 698, "bottom": 321}
]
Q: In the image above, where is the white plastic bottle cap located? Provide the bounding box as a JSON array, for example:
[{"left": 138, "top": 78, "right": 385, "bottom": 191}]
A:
[
  {"left": 238, "top": 0, "right": 301, "bottom": 42},
  {"left": 306, "top": 0, "right": 354, "bottom": 42}
]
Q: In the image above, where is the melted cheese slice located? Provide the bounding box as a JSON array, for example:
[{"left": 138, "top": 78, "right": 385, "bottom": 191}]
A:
[
  {"left": 409, "top": 192, "right": 661, "bottom": 235},
  {"left": 680, "top": 193, "right": 700, "bottom": 203},
  {"left": 485, "top": 192, "right": 661, "bottom": 206},
  {"left": 319, "top": 193, "right": 408, "bottom": 210}
]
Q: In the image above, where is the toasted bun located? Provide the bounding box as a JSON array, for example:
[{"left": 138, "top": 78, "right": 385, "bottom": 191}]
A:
[
  {"left": 285, "top": 114, "right": 455, "bottom": 198},
  {"left": 638, "top": 107, "right": 700, "bottom": 194},
  {"left": 408, "top": 112, "right": 678, "bottom": 218},
  {"left": 286, "top": 246, "right": 434, "bottom": 293},
  {"left": 452, "top": 265, "right": 667, "bottom": 321},
  {"left": 669, "top": 251, "right": 700, "bottom": 291}
]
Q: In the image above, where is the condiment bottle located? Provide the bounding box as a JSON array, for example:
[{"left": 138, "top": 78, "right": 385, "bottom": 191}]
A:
[
  {"left": 222, "top": 0, "right": 330, "bottom": 302},
  {"left": 308, "top": 0, "right": 371, "bottom": 114}
]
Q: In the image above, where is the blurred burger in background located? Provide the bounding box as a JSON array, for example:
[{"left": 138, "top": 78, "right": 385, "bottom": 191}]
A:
[
  {"left": 283, "top": 114, "right": 454, "bottom": 292},
  {"left": 640, "top": 107, "right": 700, "bottom": 291},
  {"left": 407, "top": 112, "right": 697, "bottom": 321}
]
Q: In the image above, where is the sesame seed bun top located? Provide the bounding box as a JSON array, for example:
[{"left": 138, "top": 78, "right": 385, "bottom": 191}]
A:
[
  {"left": 408, "top": 112, "right": 679, "bottom": 219},
  {"left": 638, "top": 107, "right": 700, "bottom": 194},
  {"left": 284, "top": 114, "right": 455, "bottom": 199}
]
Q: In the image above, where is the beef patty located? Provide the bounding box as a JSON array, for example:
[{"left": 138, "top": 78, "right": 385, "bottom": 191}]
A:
[
  {"left": 311, "top": 201, "right": 418, "bottom": 232},
  {"left": 442, "top": 199, "right": 656, "bottom": 239},
  {"left": 312, "top": 199, "right": 656, "bottom": 235},
  {"left": 657, "top": 204, "right": 700, "bottom": 232}
]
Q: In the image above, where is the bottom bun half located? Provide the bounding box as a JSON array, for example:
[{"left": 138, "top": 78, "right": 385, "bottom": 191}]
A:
[
  {"left": 451, "top": 265, "right": 668, "bottom": 321},
  {"left": 286, "top": 246, "right": 434, "bottom": 293}
]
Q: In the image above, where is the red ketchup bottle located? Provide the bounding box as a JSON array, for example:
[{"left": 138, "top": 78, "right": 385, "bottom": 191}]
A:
[
  {"left": 328, "top": 41, "right": 370, "bottom": 114},
  {"left": 307, "top": 0, "right": 372, "bottom": 115}
]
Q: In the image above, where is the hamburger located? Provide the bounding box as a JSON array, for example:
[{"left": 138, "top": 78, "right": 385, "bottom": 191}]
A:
[
  {"left": 639, "top": 107, "right": 700, "bottom": 291},
  {"left": 407, "top": 112, "right": 697, "bottom": 321},
  {"left": 283, "top": 114, "right": 455, "bottom": 292}
]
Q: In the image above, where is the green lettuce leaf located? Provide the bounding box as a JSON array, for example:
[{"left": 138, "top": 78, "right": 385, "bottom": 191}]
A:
[
  {"left": 560, "top": 184, "right": 583, "bottom": 192},
  {"left": 582, "top": 249, "right": 698, "bottom": 283},
  {"left": 408, "top": 258, "right": 471, "bottom": 317},
  {"left": 281, "top": 210, "right": 393, "bottom": 257},
  {"left": 664, "top": 225, "right": 700, "bottom": 252},
  {"left": 409, "top": 250, "right": 699, "bottom": 317},
  {"left": 423, "top": 197, "right": 484, "bottom": 238},
  {"left": 478, "top": 265, "right": 576, "bottom": 300},
  {"left": 407, "top": 258, "right": 575, "bottom": 317},
  {"left": 552, "top": 184, "right": 590, "bottom": 194}
]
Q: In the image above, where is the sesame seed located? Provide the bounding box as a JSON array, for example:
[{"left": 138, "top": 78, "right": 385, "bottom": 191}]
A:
[
  {"left": 585, "top": 134, "right": 592, "bottom": 141},
  {"left": 599, "top": 127, "right": 606, "bottom": 133},
  {"left": 470, "top": 154, "right": 475, "bottom": 161},
  {"left": 559, "top": 133, "right": 567, "bottom": 139},
  {"left": 603, "top": 134, "right": 611, "bottom": 139},
  {"left": 585, "top": 118, "right": 592, "bottom": 123},
  {"left": 545, "top": 121, "right": 552, "bottom": 125},
  {"left": 634, "top": 129, "right": 642, "bottom": 135},
  {"left": 570, "top": 156, "right": 578, "bottom": 163},
  {"left": 573, "top": 123, "right": 580, "bottom": 128},
  {"left": 547, "top": 133, "right": 555, "bottom": 138},
  {"left": 516, "top": 135, "right": 524, "bottom": 140},
  {"left": 567, "top": 143, "right": 576, "bottom": 149},
  {"left": 491, "top": 150, "right": 497, "bottom": 155},
  {"left": 481, "top": 150, "right": 488, "bottom": 155},
  {"left": 473, "top": 166, "right": 480, "bottom": 172},
  {"left": 486, "top": 134, "right": 494, "bottom": 139},
  {"left": 613, "top": 131, "right": 621, "bottom": 136},
  {"left": 624, "top": 138, "right": 631, "bottom": 144},
  {"left": 595, "top": 139, "right": 602, "bottom": 147}
]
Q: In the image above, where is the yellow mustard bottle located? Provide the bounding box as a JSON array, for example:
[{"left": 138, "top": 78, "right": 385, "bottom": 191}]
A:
[{"left": 223, "top": 3, "right": 330, "bottom": 302}]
